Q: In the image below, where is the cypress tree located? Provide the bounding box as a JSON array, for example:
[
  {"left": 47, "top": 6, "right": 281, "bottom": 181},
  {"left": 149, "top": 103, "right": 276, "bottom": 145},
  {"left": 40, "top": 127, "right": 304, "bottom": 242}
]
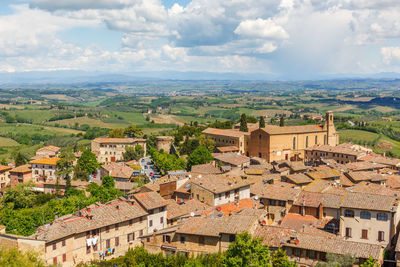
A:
[
  {"left": 259, "top": 116, "right": 266, "bottom": 128},
  {"left": 239, "top": 113, "right": 248, "bottom": 132}
]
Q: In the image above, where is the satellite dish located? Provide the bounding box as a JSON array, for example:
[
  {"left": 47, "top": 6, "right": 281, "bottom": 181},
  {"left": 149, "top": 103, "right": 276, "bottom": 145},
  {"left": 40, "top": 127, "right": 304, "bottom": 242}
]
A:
[
  {"left": 198, "top": 175, "right": 202, "bottom": 179},
  {"left": 188, "top": 174, "right": 192, "bottom": 178},
  {"left": 254, "top": 196, "right": 259, "bottom": 200},
  {"left": 190, "top": 212, "right": 195, "bottom": 217}
]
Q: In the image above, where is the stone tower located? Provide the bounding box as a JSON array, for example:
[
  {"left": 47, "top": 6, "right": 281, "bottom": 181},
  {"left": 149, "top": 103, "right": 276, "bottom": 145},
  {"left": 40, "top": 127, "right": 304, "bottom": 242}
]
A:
[{"left": 323, "top": 112, "right": 339, "bottom": 146}]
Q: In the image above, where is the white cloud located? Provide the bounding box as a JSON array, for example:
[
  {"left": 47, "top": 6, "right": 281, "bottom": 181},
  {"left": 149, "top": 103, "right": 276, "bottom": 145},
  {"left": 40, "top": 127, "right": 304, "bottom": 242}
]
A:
[
  {"left": 234, "top": 18, "right": 289, "bottom": 39},
  {"left": 28, "top": 0, "right": 139, "bottom": 10},
  {"left": 381, "top": 47, "right": 400, "bottom": 64}
]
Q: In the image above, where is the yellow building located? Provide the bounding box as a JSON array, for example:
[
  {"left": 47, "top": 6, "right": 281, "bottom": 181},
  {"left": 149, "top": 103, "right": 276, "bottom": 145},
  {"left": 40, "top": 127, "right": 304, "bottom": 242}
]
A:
[{"left": 248, "top": 112, "right": 338, "bottom": 162}]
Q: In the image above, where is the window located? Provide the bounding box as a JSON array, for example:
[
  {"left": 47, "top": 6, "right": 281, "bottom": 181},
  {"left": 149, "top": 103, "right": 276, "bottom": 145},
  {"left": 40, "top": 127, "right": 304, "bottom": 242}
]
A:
[
  {"left": 315, "top": 136, "right": 318, "bottom": 145},
  {"left": 309, "top": 250, "right": 315, "bottom": 259},
  {"left": 139, "top": 230, "right": 143, "bottom": 236},
  {"left": 62, "top": 254, "right": 66, "bottom": 262},
  {"left": 259, "top": 134, "right": 262, "bottom": 140},
  {"left": 160, "top": 207, "right": 165, "bottom": 212},
  {"left": 199, "top": 236, "right": 205, "bottom": 246},
  {"left": 196, "top": 194, "right": 199, "bottom": 200},
  {"left": 268, "top": 199, "right": 276, "bottom": 206},
  {"left": 127, "top": 233, "right": 135, "bottom": 242},
  {"left": 62, "top": 240, "right": 66, "bottom": 247},
  {"left": 378, "top": 231, "right": 385, "bottom": 241},
  {"left": 225, "top": 191, "right": 230, "bottom": 198},
  {"left": 129, "top": 219, "right": 133, "bottom": 226},
  {"left": 149, "top": 220, "right": 153, "bottom": 227},
  {"left": 278, "top": 200, "right": 285, "bottom": 207},
  {"left": 86, "top": 245, "right": 91, "bottom": 254},
  {"left": 360, "top": 211, "right": 371, "bottom": 219},
  {"left": 106, "top": 226, "right": 110, "bottom": 233},
  {"left": 53, "top": 243, "right": 56, "bottom": 250},
  {"left": 115, "top": 223, "right": 119, "bottom": 230},
  {"left": 160, "top": 217, "right": 164, "bottom": 224},
  {"left": 361, "top": 229, "right": 368, "bottom": 239},
  {"left": 306, "top": 136, "right": 309, "bottom": 148},
  {"left": 115, "top": 237, "right": 119, "bottom": 246},
  {"left": 344, "top": 209, "right": 354, "bottom": 218},
  {"left": 106, "top": 239, "right": 110, "bottom": 249},
  {"left": 293, "top": 137, "right": 296, "bottom": 150},
  {"left": 53, "top": 257, "right": 57, "bottom": 264},
  {"left": 324, "top": 135, "right": 327, "bottom": 145},
  {"left": 86, "top": 231, "right": 90, "bottom": 238},
  {"left": 294, "top": 248, "right": 300, "bottom": 257},
  {"left": 93, "top": 243, "right": 98, "bottom": 251},
  {"left": 229, "top": 234, "right": 236, "bottom": 242},
  {"left": 180, "top": 236, "right": 185, "bottom": 244},
  {"left": 377, "top": 213, "right": 388, "bottom": 221},
  {"left": 219, "top": 194, "right": 222, "bottom": 200},
  {"left": 163, "top": 235, "right": 171, "bottom": 243},
  {"left": 345, "top": 227, "right": 352, "bottom": 238}
]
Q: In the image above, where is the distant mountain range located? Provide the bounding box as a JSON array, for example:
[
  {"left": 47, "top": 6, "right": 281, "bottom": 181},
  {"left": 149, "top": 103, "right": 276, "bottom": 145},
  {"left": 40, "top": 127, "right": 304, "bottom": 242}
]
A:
[{"left": 0, "top": 70, "right": 399, "bottom": 85}]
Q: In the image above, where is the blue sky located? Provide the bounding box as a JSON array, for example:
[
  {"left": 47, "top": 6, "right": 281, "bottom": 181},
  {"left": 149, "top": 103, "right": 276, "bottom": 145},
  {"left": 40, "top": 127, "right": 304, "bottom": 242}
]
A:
[{"left": 1, "top": 0, "right": 400, "bottom": 79}]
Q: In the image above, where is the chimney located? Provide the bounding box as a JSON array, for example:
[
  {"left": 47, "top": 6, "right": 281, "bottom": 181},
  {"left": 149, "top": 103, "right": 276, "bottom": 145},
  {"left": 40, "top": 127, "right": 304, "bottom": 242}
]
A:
[
  {"left": 116, "top": 205, "right": 120, "bottom": 210},
  {"left": 302, "top": 224, "right": 306, "bottom": 233}
]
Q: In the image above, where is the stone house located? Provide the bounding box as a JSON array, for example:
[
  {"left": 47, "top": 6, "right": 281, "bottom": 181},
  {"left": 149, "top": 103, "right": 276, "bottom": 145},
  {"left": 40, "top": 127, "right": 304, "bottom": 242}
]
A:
[
  {"left": 30, "top": 157, "right": 60, "bottom": 183},
  {"left": 9, "top": 164, "right": 32, "bottom": 187},
  {"left": 91, "top": 138, "right": 146, "bottom": 163}
]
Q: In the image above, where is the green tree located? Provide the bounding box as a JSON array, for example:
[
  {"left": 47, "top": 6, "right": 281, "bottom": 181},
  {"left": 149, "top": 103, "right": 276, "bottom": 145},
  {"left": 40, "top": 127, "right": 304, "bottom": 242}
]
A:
[
  {"left": 14, "top": 153, "right": 26, "bottom": 167},
  {"left": 123, "top": 145, "right": 144, "bottom": 161},
  {"left": 259, "top": 116, "right": 266, "bottom": 128},
  {"left": 56, "top": 148, "right": 75, "bottom": 193},
  {"left": 0, "top": 248, "right": 45, "bottom": 267},
  {"left": 199, "top": 134, "right": 215, "bottom": 153},
  {"left": 224, "top": 232, "right": 272, "bottom": 267},
  {"left": 124, "top": 125, "right": 143, "bottom": 138},
  {"left": 239, "top": 113, "right": 248, "bottom": 132},
  {"left": 280, "top": 117, "right": 285, "bottom": 127},
  {"left": 272, "top": 249, "right": 296, "bottom": 267},
  {"left": 108, "top": 128, "right": 125, "bottom": 138},
  {"left": 187, "top": 145, "right": 213, "bottom": 170},
  {"left": 360, "top": 257, "right": 377, "bottom": 267},
  {"left": 87, "top": 175, "right": 122, "bottom": 203},
  {"left": 77, "top": 150, "right": 100, "bottom": 174},
  {"left": 73, "top": 163, "right": 89, "bottom": 181}
]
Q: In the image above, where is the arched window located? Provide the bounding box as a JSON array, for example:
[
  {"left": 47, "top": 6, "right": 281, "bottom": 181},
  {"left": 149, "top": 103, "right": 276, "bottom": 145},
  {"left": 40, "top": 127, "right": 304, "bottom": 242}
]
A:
[
  {"left": 306, "top": 136, "right": 309, "bottom": 148},
  {"left": 377, "top": 213, "right": 388, "bottom": 221},
  {"left": 360, "top": 211, "right": 371, "bottom": 219},
  {"left": 315, "top": 136, "right": 318, "bottom": 144},
  {"left": 324, "top": 135, "right": 327, "bottom": 145},
  {"left": 293, "top": 137, "right": 296, "bottom": 150},
  {"left": 344, "top": 210, "right": 354, "bottom": 218}
]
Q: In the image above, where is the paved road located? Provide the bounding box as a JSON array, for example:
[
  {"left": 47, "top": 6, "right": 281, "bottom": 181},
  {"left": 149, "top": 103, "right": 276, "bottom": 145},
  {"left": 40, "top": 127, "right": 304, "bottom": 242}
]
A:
[{"left": 139, "top": 157, "right": 161, "bottom": 181}]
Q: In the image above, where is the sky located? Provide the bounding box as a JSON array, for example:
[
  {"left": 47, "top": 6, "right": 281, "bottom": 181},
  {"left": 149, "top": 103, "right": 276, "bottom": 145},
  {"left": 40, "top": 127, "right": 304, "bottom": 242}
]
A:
[{"left": 1, "top": 0, "right": 400, "bottom": 79}]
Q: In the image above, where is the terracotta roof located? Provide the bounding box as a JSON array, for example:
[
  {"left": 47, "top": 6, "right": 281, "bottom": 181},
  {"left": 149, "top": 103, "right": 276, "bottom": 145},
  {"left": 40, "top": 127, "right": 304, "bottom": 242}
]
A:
[
  {"left": 166, "top": 199, "right": 209, "bottom": 220},
  {"left": 284, "top": 230, "right": 382, "bottom": 260},
  {"left": 341, "top": 191, "right": 397, "bottom": 211},
  {"left": 261, "top": 182, "right": 300, "bottom": 201},
  {"left": 349, "top": 181, "right": 399, "bottom": 196},
  {"left": 191, "top": 163, "right": 222, "bottom": 174},
  {"left": 176, "top": 214, "right": 258, "bottom": 237},
  {"left": 293, "top": 191, "right": 322, "bottom": 208},
  {"left": 191, "top": 175, "right": 250, "bottom": 194},
  {"left": 0, "top": 164, "right": 12, "bottom": 172},
  {"left": 281, "top": 214, "right": 322, "bottom": 231},
  {"left": 30, "top": 198, "right": 147, "bottom": 242},
  {"left": 10, "top": 164, "right": 31, "bottom": 173},
  {"left": 30, "top": 157, "right": 60, "bottom": 165},
  {"left": 202, "top": 128, "right": 250, "bottom": 137},
  {"left": 359, "top": 153, "right": 400, "bottom": 167},
  {"left": 92, "top": 138, "right": 146, "bottom": 144},
  {"left": 244, "top": 169, "right": 263, "bottom": 175},
  {"left": 303, "top": 179, "right": 332, "bottom": 193},
  {"left": 210, "top": 198, "right": 263, "bottom": 217},
  {"left": 133, "top": 191, "right": 168, "bottom": 210},
  {"left": 260, "top": 124, "right": 325, "bottom": 135},
  {"left": 345, "top": 171, "right": 386, "bottom": 182},
  {"left": 176, "top": 217, "right": 223, "bottom": 237},
  {"left": 214, "top": 153, "right": 250, "bottom": 166},
  {"left": 101, "top": 162, "right": 134, "bottom": 179},
  {"left": 339, "top": 174, "right": 354, "bottom": 187},
  {"left": 386, "top": 175, "right": 400, "bottom": 189},
  {"left": 321, "top": 193, "right": 343, "bottom": 209},
  {"left": 344, "top": 161, "right": 387, "bottom": 171},
  {"left": 283, "top": 173, "right": 313, "bottom": 184},
  {"left": 306, "top": 143, "right": 369, "bottom": 157},
  {"left": 306, "top": 167, "right": 340, "bottom": 180},
  {"left": 37, "top": 145, "right": 60, "bottom": 153},
  {"left": 216, "top": 146, "right": 239, "bottom": 153}
]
